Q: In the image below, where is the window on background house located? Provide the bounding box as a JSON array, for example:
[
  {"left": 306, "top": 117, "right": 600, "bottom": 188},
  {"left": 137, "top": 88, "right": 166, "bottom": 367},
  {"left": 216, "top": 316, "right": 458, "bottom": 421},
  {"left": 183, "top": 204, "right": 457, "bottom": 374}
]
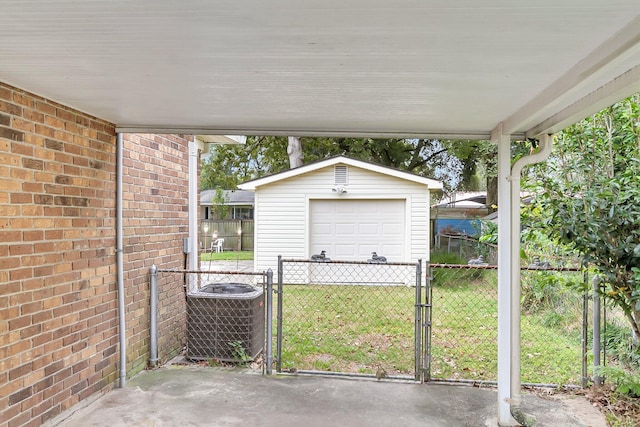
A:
[{"left": 231, "top": 207, "right": 254, "bottom": 220}]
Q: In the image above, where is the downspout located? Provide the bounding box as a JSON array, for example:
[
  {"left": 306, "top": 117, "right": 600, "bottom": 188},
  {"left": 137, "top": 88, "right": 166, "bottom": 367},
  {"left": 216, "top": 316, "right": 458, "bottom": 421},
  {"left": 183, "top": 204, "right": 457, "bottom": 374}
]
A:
[
  {"left": 507, "top": 134, "right": 553, "bottom": 425},
  {"left": 116, "top": 133, "right": 127, "bottom": 388}
]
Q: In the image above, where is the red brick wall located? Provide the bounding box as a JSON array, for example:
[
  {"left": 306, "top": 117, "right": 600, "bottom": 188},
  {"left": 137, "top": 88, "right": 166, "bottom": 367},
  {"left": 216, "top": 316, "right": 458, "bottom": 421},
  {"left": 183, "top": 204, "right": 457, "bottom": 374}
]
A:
[
  {"left": 0, "top": 82, "right": 192, "bottom": 427},
  {"left": 121, "top": 133, "right": 190, "bottom": 373}
]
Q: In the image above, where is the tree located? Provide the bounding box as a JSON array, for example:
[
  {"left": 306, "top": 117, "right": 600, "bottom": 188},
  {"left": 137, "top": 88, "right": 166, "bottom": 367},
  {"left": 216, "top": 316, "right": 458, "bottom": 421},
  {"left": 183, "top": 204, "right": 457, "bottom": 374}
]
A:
[
  {"left": 200, "top": 136, "right": 290, "bottom": 189},
  {"left": 200, "top": 136, "right": 487, "bottom": 196},
  {"left": 442, "top": 139, "right": 499, "bottom": 210},
  {"left": 287, "top": 136, "right": 304, "bottom": 168},
  {"left": 211, "top": 188, "right": 230, "bottom": 220},
  {"left": 526, "top": 94, "right": 640, "bottom": 341}
]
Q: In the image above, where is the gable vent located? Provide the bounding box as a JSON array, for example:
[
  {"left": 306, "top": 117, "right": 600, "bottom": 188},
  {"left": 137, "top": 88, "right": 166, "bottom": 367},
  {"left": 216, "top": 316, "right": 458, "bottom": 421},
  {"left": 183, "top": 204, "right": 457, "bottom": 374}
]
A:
[{"left": 334, "top": 165, "right": 348, "bottom": 185}]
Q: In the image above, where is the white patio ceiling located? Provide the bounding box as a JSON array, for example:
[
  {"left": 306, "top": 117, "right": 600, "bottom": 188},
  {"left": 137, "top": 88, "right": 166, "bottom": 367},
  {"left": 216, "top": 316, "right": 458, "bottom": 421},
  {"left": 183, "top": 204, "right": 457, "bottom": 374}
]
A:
[{"left": 1, "top": 1, "right": 640, "bottom": 139}]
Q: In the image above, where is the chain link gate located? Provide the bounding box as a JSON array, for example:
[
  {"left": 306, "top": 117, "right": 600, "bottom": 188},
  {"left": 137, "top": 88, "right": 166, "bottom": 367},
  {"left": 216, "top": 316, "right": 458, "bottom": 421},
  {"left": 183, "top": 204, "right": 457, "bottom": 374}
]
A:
[
  {"left": 426, "top": 263, "right": 587, "bottom": 386},
  {"left": 419, "top": 261, "right": 432, "bottom": 381},
  {"left": 270, "top": 257, "right": 429, "bottom": 382}
]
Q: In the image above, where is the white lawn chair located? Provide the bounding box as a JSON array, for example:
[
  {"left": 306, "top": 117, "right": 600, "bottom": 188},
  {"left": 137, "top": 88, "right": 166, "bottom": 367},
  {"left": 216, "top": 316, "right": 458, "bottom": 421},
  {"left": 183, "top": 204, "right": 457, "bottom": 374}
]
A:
[{"left": 211, "top": 238, "right": 224, "bottom": 253}]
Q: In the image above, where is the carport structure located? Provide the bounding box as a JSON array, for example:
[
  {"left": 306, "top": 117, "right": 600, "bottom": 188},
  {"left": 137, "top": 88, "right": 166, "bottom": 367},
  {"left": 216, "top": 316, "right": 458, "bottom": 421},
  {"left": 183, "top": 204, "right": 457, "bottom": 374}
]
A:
[{"left": 2, "top": 1, "right": 640, "bottom": 425}]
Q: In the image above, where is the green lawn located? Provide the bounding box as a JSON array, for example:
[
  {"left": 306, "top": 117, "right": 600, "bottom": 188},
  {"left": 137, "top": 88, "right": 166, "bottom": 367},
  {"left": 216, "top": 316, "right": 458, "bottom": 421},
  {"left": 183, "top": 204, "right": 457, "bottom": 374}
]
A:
[
  {"left": 277, "top": 285, "right": 417, "bottom": 376},
  {"left": 429, "top": 274, "right": 582, "bottom": 385},
  {"left": 201, "top": 251, "right": 254, "bottom": 261}
]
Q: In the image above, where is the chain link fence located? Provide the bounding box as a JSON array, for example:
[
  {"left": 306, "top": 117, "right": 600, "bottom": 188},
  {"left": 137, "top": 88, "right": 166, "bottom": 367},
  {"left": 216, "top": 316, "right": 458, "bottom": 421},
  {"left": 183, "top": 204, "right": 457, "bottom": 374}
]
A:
[
  {"left": 433, "top": 234, "right": 498, "bottom": 265},
  {"left": 152, "top": 268, "right": 269, "bottom": 365},
  {"left": 275, "top": 258, "right": 427, "bottom": 381},
  {"left": 428, "top": 263, "right": 588, "bottom": 386},
  {"left": 151, "top": 259, "right": 592, "bottom": 388}
]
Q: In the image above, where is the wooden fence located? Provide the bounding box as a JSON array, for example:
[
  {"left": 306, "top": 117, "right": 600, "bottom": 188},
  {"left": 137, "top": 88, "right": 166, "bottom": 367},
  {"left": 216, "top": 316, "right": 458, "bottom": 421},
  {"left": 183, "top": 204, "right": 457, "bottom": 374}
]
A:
[{"left": 200, "top": 219, "right": 254, "bottom": 252}]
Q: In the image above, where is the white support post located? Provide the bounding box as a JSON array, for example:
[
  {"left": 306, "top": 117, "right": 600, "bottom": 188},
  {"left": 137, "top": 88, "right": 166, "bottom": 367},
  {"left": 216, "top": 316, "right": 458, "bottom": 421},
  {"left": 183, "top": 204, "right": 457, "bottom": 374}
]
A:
[
  {"left": 494, "top": 125, "right": 518, "bottom": 426},
  {"left": 188, "top": 139, "right": 199, "bottom": 277}
]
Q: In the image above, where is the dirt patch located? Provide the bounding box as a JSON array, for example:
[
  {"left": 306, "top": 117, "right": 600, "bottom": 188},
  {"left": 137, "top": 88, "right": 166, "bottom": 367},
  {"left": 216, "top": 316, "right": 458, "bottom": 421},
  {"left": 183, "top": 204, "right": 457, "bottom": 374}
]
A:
[
  {"left": 525, "top": 385, "right": 640, "bottom": 426},
  {"left": 576, "top": 385, "right": 640, "bottom": 425}
]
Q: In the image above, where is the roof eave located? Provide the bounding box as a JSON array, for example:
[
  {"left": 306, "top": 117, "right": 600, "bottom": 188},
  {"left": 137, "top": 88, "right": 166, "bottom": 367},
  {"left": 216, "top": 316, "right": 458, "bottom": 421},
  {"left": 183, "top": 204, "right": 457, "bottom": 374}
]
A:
[{"left": 238, "top": 156, "right": 443, "bottom": 191}]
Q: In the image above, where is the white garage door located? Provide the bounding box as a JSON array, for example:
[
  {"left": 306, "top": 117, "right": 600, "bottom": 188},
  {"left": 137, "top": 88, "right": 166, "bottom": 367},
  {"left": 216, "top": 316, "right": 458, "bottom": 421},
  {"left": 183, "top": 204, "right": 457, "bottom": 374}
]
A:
[{"left": 310, "top": 199, "right": 405, "bottom": 262}]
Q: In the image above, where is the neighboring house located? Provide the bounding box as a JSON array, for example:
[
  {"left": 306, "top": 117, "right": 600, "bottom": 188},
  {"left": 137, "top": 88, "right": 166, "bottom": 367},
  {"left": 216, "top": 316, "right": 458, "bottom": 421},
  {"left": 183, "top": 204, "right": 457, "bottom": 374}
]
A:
[
  {"left": 200, "top": 189, "right": 254, "bottom": 220},
  {"left": 431, "top": 192, "right": 489, "bottom": 237},
  {"left": 199, "top": 190, "right": 255, "bottom": 252},
  {"left": 238, "top": 156, "right": 442, "bottom": 272}
]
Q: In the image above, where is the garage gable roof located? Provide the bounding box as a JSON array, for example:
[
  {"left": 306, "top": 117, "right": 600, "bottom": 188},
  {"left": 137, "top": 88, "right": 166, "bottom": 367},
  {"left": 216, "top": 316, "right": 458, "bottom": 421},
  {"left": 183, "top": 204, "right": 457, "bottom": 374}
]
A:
[{"left": 238, "top": 156, "right": 443, "bottom": 190}]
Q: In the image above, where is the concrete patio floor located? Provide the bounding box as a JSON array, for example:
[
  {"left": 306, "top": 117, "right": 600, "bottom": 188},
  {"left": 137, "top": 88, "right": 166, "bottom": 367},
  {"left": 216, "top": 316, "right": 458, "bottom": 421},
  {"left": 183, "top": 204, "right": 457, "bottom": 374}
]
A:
[
  {"left": 47, "top": 364, "right": 605, "bottom": 427},
  {"left": 50, "top": 260, "right": 604, "bottom": 426}
]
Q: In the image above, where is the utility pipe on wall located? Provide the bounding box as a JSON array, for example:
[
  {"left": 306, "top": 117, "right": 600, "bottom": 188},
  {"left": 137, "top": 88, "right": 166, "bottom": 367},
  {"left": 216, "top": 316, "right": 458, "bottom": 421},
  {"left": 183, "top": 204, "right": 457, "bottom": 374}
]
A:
[
  {"left": 149, "top": 265, "right": 158, "bottom": 368},
  {"left": 116, "top": 133, "right": 127, "bottom": 388},
  {"left": 506, "top": 134, "right": 553, "bottom": 424}
]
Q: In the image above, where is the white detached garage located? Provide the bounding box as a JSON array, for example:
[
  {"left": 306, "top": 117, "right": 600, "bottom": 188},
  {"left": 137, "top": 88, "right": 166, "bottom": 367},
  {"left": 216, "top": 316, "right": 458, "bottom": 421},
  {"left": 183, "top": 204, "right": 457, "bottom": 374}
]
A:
[{"left": 238, "top": 156, "right": 442, "bottom": 272}]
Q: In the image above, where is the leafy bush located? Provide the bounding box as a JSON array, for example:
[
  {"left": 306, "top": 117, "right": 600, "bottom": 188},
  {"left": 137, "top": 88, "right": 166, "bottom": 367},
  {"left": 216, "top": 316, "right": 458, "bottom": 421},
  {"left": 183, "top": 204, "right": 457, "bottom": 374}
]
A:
[
  {"left": 596, "top": 365, "right": 640, "bottom": 397},
  {"left": 524, "top": 95, "right": 640, "bottom": 343},
  {"left": 478, "top": 220, "right": 497, "bottom": 245}
]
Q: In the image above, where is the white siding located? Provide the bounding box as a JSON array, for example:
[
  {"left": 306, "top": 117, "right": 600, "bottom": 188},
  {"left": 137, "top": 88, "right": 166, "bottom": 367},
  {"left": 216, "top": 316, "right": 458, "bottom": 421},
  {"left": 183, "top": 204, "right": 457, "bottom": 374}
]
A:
[{"left": 252, "top": 164, "right": 432, "bottom": 273}]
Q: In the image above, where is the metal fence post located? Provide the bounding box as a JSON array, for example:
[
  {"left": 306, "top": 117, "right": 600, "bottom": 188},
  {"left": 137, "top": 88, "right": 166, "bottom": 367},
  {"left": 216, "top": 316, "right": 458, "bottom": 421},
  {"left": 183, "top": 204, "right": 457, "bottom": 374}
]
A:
[
  {"left": 424, "top": 262, "right": 432, "bottom": 382},
  {"left": 149, "top": 264, "right": 159, "bottom": 368},
  {"left": 581, "top": 268, "right": 588, "bottom": 388},
  {"left": 266, "top": 269, "right": 273, "bottom": 375},
  {"left": 593, "top": 275, "right": 603, "bottom": 385},
  {"left": 276, "top": 255, "right": 283, "bottom": 373},
  {"left": 414, "top": 260, "right": 422, "bottom": 382}
]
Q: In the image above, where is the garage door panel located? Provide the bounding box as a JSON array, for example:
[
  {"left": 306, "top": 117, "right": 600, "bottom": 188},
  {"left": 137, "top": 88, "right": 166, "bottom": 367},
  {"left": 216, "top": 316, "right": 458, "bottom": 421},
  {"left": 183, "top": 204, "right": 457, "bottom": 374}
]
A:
[
  {"left": 335, "top": 223, "right": 356, "bottom": 235},
  {"left": 359, "top": 244, "right": 380, "bottom": 258},
  {"left": 381, "top": 203, "right": 403, "bottom": 213},
  {"left": 335, "top": 203, "right": 357, "bottom": 215},
  {"left": 311, "top": 223, "right": 332, "bottom": 234},
  {"left": 313, "top": 203, "right": 333, "bottom": 214},
  {"left": 381, "top": 244, "right": 403, "bottom": 257},
  {"left": 357, "top": 204, "right": 379, "bottom": 215},
  {"left": 310, "top": 199, "right": 405, "bottom": 262},
  {"left": 358, "top": 223, "right": 379, "bottom": 236},
  {"left": 335, "top": 244, "right": 357, "bottom": 257},
  {"left": 382, "top": 223, "right": 403, "bottom": 236}
]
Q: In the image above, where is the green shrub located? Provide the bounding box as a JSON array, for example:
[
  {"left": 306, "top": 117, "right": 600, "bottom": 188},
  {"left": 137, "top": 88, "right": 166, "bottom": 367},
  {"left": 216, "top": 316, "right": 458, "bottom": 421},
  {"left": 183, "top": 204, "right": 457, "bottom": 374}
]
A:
[{"left": 596, "top": 365, "right": 640, "bottom": 397}]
